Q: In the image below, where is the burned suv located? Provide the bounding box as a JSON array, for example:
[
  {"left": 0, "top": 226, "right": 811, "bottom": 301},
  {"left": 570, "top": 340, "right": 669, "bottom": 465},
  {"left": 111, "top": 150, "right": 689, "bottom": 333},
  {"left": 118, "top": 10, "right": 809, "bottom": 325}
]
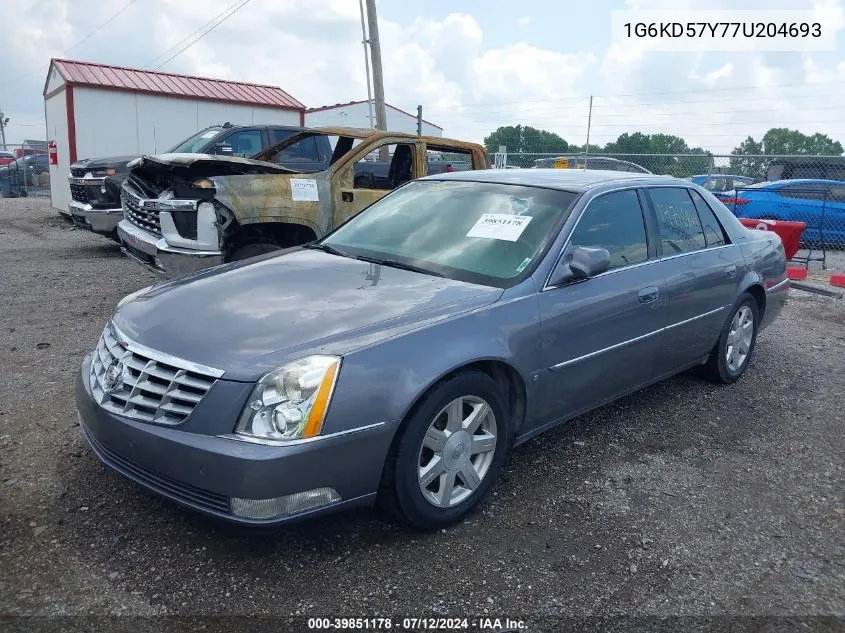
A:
[{"left": 117, "top": 127, "right": 488, "bottom": 277}]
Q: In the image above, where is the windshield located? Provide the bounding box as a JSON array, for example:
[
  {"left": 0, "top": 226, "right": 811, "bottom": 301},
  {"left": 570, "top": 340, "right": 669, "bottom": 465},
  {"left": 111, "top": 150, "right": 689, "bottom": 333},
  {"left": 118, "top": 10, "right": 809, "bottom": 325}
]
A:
[
  {"left": 168, "top": 127, "right": 224, "bottom": 153},
  {"left": 321, "top": 180, "right": 579, "bottom": 288}
]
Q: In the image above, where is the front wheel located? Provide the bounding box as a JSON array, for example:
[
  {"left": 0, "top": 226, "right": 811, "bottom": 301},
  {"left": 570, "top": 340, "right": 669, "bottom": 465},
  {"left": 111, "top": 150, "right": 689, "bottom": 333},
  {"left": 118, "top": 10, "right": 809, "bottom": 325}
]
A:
[
  {"left": 379, "top": 371, "right": 511, "bottom": 530},
  {"left": 696, "top": 293, "right": 759, "bottom": 384}
]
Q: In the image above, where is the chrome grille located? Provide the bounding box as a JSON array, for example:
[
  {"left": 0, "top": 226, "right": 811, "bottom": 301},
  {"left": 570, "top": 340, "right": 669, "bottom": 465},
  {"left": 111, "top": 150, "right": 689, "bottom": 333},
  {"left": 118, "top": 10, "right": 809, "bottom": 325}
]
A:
[
  {"left": 89, "top": 325, "right": 220, "bottom": 424},
  {"left": 70, "top": 183, "right": 90, "bottom": 203},
  {"left": 70, "top": 168, "right": 86, "bottom": 178},
  {"left": 122, "top": 190, "right": 161, "bottom": 236}
]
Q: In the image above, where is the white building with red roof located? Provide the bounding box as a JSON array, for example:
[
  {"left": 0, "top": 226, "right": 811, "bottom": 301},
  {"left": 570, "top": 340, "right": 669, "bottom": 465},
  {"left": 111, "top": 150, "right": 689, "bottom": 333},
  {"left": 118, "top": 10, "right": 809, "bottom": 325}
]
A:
[
  {"left": 305, "top": 100, "right": 443, "bottom": 138},
  {"left": 43, "top": 58, "right": 306, "bottom": 213}
]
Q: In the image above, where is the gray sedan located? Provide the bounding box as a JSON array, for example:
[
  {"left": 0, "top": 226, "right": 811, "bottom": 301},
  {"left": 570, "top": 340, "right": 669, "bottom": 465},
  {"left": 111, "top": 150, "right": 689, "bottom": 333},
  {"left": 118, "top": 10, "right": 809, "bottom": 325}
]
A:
[{"left": 75, "top": 169, "right": 789, "bottom": 530}]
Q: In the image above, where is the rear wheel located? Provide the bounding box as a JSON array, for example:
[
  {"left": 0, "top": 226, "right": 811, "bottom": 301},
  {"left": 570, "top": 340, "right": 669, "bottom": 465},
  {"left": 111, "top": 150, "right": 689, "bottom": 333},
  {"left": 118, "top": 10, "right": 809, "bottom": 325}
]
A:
[
  {"left": 695, "top": 293, "right": 759, "bottom": 384},
  {"left": 379, "top": 371, "right": 511, "bottom": 530}
]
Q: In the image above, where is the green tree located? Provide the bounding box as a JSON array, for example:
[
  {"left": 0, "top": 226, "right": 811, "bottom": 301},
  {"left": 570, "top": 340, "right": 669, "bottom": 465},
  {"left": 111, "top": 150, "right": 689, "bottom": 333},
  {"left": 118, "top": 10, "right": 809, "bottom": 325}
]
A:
[
  {"left": 603, "top": 132, "right": 710, "bottom": 176},
  {"left": 483, "top": 125, "right": 568, "bottom": 154},
  {"left": 729, "top": 128, "right": 843, "bottom": 178}
]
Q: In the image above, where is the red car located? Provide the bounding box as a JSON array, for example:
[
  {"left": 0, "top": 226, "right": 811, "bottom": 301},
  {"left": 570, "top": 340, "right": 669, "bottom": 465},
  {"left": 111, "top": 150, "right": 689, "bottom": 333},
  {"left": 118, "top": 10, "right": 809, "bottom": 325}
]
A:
[{"left": 0, "top": 151, "right": 15, "bottom": 166}]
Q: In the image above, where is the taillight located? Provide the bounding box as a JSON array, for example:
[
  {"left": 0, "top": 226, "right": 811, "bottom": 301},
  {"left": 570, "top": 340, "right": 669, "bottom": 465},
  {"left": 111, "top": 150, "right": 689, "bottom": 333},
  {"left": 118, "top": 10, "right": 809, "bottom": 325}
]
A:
[{"left": 721, "top": 197, "right": 750, "bottom": 205}]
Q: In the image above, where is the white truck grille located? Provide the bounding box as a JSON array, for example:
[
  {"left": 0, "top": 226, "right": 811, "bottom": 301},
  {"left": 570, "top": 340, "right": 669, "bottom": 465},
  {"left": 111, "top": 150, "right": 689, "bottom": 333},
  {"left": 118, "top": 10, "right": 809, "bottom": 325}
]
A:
[{"left": 89, "top": 324, "right": 222, "bottom": 424}]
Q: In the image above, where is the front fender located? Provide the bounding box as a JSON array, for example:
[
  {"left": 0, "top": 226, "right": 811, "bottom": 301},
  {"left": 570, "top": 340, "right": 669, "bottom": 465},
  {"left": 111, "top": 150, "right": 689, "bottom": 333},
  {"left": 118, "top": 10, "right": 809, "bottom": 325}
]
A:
[{"left": 323, "top": 290, "right": 542, "bottom": 439}]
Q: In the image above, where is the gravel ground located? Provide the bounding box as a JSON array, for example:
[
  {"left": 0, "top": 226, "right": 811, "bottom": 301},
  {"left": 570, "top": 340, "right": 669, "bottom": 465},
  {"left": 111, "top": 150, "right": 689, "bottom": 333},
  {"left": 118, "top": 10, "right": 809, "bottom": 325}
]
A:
[{"left": 1, "top": 199, "right": 843, "bottom": 632}]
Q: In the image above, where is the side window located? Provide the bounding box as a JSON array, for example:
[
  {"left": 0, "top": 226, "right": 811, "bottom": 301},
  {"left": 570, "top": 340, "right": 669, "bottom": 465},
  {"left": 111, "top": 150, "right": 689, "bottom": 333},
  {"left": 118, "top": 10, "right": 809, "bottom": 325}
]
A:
[
  {"left": 424, "top": 147, "right": 473, "bottom": 175},
  {"left": 218, "top": 130, "right": 263, "bottom": 158},
  {"left": 272, "top": 136, "right": 322, "bottom": 164},
  {"left": 568, "top": 189, "right": 649, "bottom": 270},
  {"left": 688, "top": 189, "right": 730, "bottom": 247},
  {"left": 352, "top": 143, "right": 415, "bottom": 190},
  {"left": 777, "top": 184, "right": 828, "bottom": 201},
  {"left": 649, "top": 187, "right": 707, "bottom": 255},
  {"left": 270, "top": 128, "right": 298, "bottom": 145},
  {"left": 829, "top": 186, "right": 845, "bottom": 203}
]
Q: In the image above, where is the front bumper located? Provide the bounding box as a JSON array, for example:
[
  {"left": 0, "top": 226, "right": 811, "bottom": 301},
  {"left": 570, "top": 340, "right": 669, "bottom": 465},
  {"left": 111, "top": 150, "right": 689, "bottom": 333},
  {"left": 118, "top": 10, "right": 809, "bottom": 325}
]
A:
[
  {"left": 117, "top": 219, "right": 223, "bottom": 278},
  {"left": 69, "top": 200, "right": 122, "bottom": 236},
  {"left": 75, "top": 353, "right": 391, "bottom": 526}
]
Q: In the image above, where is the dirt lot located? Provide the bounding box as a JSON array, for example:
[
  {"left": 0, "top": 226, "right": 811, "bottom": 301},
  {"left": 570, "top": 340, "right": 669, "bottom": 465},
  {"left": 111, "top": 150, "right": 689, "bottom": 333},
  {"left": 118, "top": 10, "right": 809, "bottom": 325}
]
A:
[{"left": 1, "top": 199, "right": 843, "bottom": 632}]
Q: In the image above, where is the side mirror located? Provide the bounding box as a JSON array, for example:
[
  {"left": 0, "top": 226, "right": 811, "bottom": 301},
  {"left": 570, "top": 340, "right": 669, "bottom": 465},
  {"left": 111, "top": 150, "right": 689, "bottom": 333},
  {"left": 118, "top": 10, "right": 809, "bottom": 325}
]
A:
[
  {"left": 213, "top": 143, "right": 233, "bottom": 155},
  {"left": 548, "top": 246, "right": 611, "bottom": 286}
]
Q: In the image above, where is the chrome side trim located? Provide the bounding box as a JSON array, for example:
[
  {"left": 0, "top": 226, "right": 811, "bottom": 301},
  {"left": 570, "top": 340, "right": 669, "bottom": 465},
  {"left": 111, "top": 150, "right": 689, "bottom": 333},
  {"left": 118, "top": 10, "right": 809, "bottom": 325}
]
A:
[
  {"left": 656, "top": 244, "right": 733, "bottom": 263},
  {"left": 662, "top": 305, "right": 727, "bottom": 332},
  {"left": 109, "top": 320, "right": 225, "bottom": 378},
  {"left": 766, "top": 278, "right": 790, "bottom": 293},
  {"left": 219, "top": 421, "right": 388, "bottom": 447},
  {"left": 68, "top": 177, "right": 106, "bottom": 186},
  {"left": 550, "top": 305, "right": 729, "bottom": 371},
  {"left": 550, "top": 329, "right": 662, "bottom": 370}
]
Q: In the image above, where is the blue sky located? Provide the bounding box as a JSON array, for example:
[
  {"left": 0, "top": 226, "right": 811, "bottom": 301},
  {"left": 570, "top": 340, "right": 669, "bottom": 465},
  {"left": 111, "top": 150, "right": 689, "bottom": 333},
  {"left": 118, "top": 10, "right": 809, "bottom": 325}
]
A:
[{"left": 2, "top": 0, "right": 845, "bottom": 152}]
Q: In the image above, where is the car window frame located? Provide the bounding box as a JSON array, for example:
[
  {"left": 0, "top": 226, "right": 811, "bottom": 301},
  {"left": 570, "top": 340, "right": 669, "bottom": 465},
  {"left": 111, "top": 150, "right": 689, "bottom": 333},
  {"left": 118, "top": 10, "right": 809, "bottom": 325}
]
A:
[
  {"left": 542, "top": 186, "right": 658, "bottom": 291},
  {"left": 640, "top": 185, "right": 736, "bottom": 260}
]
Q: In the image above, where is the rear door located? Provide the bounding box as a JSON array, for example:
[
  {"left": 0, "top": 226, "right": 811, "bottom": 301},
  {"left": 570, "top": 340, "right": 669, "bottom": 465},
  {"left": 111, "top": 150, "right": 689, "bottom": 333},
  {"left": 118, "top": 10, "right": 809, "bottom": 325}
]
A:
[
  {"left": 537, "top": 188, "right": 668, "bottom": 419},
  {"left": 644, "top": 186, "right": 741, "bottom": 373},
  {"left": 332, "top": 140, "right": 422, "bottom": 227},
  {"left": 772, "top": 183, "right": 833, "bottom": 243}
]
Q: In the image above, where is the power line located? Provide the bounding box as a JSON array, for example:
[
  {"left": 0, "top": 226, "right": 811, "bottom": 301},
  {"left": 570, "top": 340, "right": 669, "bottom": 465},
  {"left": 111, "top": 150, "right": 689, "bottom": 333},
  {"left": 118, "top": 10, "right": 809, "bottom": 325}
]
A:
[
  {"left": 0, "top": 0, "right": 138, "bottom": 86},
  {"left": 141, "top": 0, "right": 249, "bottom": 69},
  {"left": 152, "top": 0, "right": 253, "bottom": 70}
]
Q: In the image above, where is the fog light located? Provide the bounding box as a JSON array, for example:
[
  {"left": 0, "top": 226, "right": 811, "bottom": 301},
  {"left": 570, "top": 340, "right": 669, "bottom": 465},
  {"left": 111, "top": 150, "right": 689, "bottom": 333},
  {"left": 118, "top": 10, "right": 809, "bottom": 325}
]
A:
[{"left": 230, "top": 488, "right": 341, "bottom": 520}]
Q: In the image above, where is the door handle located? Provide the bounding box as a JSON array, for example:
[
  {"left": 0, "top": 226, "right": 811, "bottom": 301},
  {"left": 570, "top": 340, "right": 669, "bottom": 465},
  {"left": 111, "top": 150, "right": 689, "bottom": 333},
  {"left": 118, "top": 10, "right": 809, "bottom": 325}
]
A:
[
  {"left": 342, "top": 191, "right": 354, "bottom": 202},
  {"left": 638, "top": 286, "right": 659, "bottom": 304},
  {"left": 724, "top": 265, "right": 737, "bottom": 279}
]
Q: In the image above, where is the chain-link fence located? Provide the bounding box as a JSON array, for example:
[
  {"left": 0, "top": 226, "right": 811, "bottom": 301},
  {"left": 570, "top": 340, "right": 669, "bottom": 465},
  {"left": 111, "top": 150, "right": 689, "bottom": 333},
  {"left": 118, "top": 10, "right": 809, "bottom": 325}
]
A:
[
  {"left": 0, "top": 144, "right": 51, "bottom": 199},
  {"left": 487, "top": 152, "right": 845, "bottom": 257}
]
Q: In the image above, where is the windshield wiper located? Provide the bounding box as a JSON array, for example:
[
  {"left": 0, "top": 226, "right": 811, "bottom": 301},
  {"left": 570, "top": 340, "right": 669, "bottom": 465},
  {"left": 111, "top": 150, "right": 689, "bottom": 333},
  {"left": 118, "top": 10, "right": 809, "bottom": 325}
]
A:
[
  {"left": 302, "top": 242, "right": 349, "bottom": 257},
  {"left": 352, "top": 255, "right": 444, "bottom": 278}
]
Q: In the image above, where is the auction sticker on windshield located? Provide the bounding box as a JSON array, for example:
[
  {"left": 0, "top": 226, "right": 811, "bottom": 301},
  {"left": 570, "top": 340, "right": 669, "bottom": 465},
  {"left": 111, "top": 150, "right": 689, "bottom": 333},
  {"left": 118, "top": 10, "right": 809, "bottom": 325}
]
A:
[
  {"left": 291, "top": 178, "right": 319, "bottom": 202},
  {"left": 466, "top": 213, "right": 532, "bottom": 241}
]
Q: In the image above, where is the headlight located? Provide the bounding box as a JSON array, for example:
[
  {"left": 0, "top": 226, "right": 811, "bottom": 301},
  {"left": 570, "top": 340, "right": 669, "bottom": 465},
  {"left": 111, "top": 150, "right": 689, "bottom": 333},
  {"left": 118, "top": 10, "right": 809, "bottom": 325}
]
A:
[
  {"left": 192, "top": 178, "right": 215, "bottom": 189},
  {"left": 91, "top": 168, "right": 116, "bottom": 177},
  {"left": 235, "top": 356, "right": 341, "bottom": 443},
  {"left": 117, "top": 285, "right": 153, "bottom": 308}
]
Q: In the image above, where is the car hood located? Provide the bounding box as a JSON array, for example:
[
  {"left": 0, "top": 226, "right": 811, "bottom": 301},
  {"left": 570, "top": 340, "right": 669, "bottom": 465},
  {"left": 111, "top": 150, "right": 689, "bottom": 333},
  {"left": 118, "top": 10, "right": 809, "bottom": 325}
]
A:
[
  {"left": 113, "top": 249, "right": 503, "bottom": 381},
  {"left": 131, "top": 153, "right": 296, "bottom": 173},
  {"left": 71, "top": 155, "right": 139, "bottom": 171}
]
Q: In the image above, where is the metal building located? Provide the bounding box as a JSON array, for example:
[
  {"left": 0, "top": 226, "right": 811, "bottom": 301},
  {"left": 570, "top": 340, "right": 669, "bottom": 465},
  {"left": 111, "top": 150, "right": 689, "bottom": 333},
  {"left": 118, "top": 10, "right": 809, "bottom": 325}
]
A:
[
  {"left": 305, "top": 100, "right": 443, "bottom": 137},
  {"left": 43, "top": 58, "right": 306, "bottom": 213}
]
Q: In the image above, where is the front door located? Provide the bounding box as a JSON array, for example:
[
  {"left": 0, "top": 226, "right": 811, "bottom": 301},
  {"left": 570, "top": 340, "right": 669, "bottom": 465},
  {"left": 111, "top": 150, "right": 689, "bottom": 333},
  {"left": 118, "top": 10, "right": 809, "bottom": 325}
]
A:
[
  {"left": 334, "top": 141, "right": 421, "bottom": 227},
  {"left": 644, "top": 186, "right": 742, "bottom": 372},
  {"left": 537, "top": 188, "right": 667, "bottom": 419}
]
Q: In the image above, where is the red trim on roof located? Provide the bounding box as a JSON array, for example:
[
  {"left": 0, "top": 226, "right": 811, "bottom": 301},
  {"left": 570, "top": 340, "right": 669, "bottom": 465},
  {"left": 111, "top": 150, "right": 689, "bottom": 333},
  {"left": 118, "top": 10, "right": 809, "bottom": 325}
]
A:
[
  {"left": 66, "top": 86, "right": 77, "bottom": 164},
  {"left": 306, "top": 99, "right": 443, "bottom": 130},
  {"left": 45, "top": 58, "right": 306, "bottom": 111}
]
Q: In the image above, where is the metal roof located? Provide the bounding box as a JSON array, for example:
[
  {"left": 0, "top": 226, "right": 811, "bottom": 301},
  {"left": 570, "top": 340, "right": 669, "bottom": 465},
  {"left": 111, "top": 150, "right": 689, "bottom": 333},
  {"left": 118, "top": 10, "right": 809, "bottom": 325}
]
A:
[{"left": 45, "top": 58, "right": 305, "bottom": 111}]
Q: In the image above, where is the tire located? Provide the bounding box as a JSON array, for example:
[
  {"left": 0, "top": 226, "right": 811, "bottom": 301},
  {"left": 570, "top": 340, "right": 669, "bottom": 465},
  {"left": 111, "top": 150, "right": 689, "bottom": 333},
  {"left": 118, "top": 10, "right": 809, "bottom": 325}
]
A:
[
  {"left": 378, "top": 370, "right": 512, "bottom": 531},
  {"left": 227, "top": 241, "right": 283, "bottom": 262},
  {"left": 695, "top": 293, "right": 759, "bottom": 384}
]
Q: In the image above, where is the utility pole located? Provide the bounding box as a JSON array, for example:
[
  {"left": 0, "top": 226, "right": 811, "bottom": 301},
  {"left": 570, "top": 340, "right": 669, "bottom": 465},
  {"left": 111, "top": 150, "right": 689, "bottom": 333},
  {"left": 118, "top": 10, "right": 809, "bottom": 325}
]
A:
[
  {"left": 357, "top": 0, "right": 374, "bottom": 129},
  {"left": 583, "top": 96, "right": 593, "bottom": 168},
  {"left": 416, "top": 105, "right": 422, "bottom": 136},
  {"left": 365, "top": 0, "right": 387, "bottom": 133},
  {"left": 0, "top": 107, "right": 8, "bottom": 151}
]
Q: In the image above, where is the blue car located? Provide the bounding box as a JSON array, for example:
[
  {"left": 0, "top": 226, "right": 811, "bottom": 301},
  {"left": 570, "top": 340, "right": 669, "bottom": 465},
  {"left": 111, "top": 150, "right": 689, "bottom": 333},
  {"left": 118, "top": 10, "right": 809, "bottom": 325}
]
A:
[
  {"left": 721, "top": 179, "right": 845, "bottom": 247},
  {"left": 688, "top": 174, "right": 757, "bottom": 199}
]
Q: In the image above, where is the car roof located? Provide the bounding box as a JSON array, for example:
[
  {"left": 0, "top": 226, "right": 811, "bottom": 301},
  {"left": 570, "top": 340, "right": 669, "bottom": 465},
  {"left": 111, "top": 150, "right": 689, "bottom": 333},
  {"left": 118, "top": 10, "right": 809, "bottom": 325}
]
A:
[
  {"left": 419, "top": 168, "right": 676, "bottom": 191},
  {"left": 746, "top": 178, "right": 845, "bottom": 188}
]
